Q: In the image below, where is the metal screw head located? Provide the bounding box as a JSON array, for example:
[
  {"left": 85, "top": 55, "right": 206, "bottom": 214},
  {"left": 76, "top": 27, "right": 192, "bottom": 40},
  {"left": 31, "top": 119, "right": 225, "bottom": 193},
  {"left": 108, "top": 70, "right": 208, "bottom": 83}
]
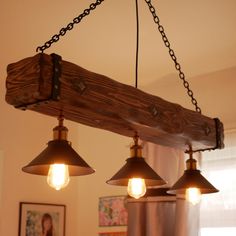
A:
[
  {"left": 73, "top": 80, "right": 87, "bottom": 94},
  {"left": 150, "top": 105, "right": 159, "bottom": 117},
  {"left": 203, "top": 123, "right": 211, "bottom": 136}
]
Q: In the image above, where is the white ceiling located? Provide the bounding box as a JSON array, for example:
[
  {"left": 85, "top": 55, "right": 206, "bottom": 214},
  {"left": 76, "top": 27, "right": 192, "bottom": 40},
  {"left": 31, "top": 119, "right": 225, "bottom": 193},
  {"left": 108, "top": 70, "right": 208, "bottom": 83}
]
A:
[{"left": 1, "top": 0, "right": 236, "bottom": 129}]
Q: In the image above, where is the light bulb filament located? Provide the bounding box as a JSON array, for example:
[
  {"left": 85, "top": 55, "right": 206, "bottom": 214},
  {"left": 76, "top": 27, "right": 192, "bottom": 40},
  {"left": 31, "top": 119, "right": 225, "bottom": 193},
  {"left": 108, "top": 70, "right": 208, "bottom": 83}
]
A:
[
  {"left": 47, "top": 164, "right": 70, "bottom": 190},
  {"left": 127, "top": 178, "right": 146, "bottom": 199},
  {"left": 186, "top": 187, "right": 201, "bottom": 205}
]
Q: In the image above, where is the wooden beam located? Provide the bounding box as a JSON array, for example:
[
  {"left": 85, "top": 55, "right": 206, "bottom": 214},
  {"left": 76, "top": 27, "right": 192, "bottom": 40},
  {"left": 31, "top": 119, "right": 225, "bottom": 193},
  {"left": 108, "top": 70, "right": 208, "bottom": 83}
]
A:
[{"left": 5, "top": 53, "right": 224, "bottom": 151}]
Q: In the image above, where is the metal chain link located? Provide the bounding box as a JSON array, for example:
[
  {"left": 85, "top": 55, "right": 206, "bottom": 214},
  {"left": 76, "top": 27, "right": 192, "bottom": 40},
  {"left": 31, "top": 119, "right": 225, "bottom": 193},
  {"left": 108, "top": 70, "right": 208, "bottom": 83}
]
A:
[
  {"left": 36, "top": 0, "right": 105, "bottom": 53},
  {"left": 144, "top": 0, "right": 202, "bottom": 114}
]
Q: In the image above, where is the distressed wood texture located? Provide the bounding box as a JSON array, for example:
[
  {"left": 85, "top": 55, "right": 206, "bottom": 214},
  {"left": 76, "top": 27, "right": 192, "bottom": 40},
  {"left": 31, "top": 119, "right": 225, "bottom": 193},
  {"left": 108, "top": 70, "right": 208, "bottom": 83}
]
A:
[{"left": 5, "top": 53, "right": 224, "bottom": 150}]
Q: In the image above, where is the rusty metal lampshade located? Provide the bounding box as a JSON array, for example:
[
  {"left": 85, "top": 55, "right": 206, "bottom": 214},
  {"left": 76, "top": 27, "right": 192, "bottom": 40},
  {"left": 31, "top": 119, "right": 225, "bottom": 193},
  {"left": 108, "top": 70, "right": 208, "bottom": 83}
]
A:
[
  {"left": 22, "top": 116, "right": 95, "bottom": 176},
  {"left": 167, "top": 152, "right": 218, "bottom": 195},
  {"left": 107, "top": 134, "right": 166, "bottom": 186}
]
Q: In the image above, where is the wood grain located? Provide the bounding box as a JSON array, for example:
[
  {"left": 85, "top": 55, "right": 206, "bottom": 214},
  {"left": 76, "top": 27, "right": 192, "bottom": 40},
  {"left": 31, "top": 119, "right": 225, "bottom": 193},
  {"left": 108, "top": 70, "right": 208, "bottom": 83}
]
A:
[{"left": 5, "top": 53, "right": 224, "bottom": 151}]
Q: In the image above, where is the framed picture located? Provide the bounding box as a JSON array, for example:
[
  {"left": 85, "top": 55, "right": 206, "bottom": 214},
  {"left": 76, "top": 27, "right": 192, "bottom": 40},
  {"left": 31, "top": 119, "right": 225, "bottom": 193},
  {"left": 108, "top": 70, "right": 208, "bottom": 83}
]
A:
[
  {"left": 99, "top": 196, "right": 128, "bottom": 227},
  {"left": 99, "top": 232, "right": 127, "bottom": 236},
  {"left": 18, "top": 202, "right": 66, "bottom": 236}
]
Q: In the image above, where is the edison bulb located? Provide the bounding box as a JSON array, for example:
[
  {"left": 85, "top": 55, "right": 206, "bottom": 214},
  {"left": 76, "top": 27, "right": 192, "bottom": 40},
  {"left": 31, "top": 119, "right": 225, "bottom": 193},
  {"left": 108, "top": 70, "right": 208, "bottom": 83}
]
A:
[
  {"left": 186, "top": 187, "right": 201, "bottom": 205},
  {"left": 127, "top": 178, "right": 146, "bottom": 199},
  {"left": 47, "top": 164, "right": 70, "bottom": 190}
]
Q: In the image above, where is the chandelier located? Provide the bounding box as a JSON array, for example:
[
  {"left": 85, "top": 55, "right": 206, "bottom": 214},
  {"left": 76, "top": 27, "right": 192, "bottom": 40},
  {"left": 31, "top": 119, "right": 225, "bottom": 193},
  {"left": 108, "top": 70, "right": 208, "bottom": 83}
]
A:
[{"left": 5, "top": 0, "right": 224, "bottom": 204}]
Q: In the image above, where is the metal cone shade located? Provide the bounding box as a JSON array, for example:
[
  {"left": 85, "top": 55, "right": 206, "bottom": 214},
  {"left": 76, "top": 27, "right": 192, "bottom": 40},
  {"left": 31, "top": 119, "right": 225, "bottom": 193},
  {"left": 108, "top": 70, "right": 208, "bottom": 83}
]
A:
[
  {"left": 106, "top": 157, "right": 166, "bottom": 186},
  {"left": 22, "top": 140, "right": 95, "bottom": 176},
  {"left": 168, "top": 149, "right": 219, "bottom": 195},
  {"left": 167, "top": 169, "right": 218, "bottom": 194}
]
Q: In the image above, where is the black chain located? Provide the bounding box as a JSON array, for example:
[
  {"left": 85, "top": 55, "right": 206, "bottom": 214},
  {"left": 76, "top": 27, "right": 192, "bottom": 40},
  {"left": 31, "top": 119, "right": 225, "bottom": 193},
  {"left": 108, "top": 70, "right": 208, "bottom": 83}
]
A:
[
  {"left": 36, "top": 0, "right": 105, "bottom": 53},
  {"left": 144, "top": 0, "right": 202, "bottom": 114},
  {"left": 36, "top": 0, "right": 201, "bottom": 114}
]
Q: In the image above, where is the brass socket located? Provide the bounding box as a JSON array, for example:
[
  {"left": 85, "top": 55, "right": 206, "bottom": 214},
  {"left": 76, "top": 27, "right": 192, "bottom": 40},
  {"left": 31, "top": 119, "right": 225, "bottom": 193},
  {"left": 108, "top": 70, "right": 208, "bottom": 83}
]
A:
[
  {"left": 186, "top": 158, "right": 197, "bottom": 170},
  {"left": 130, "top": 144, "right": 142, "bottom": 158}
]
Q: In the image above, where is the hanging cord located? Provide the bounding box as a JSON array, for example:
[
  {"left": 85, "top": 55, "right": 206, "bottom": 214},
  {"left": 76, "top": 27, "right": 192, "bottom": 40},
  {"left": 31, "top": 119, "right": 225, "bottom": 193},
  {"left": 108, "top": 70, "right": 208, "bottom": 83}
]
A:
[
  {"left": 36, "top": 0, "right": 105, "bottom": 53},
  {"left": 144, "top": 0, "right": 202, "bottom": 114},
  {"left": 135, "top": 0, "right": 139, "bottom": 89}
]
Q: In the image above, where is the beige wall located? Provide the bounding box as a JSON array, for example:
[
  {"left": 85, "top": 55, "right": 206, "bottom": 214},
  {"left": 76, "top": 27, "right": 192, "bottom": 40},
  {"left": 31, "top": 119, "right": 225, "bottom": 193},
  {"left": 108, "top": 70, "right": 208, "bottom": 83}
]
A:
[
  {"left": 1, "top": 77, "right": 235, "bottom": 236},
  {"left": 1, "top": 67, "right": 236, "bottom": 235},
  {"left": 1, "top": 57, "right": 235, "bottom": 235},
  {"left": 0, "top": 1, "right": 235, "bottom": 234},
  {"left": 76, "top": 125, "right": 129, "bottom": 235},
  {"left": 0, "top": 72, "right": 128, "bottom": 235},
  {"left": 0, "top": 90, "right": 80, "bottom": 235},
  {"left": 0, "top": 151, "right": 3, "bottom": 234},
  {"left": 0, "top": 91, "right": 129, "bottom": 235}
]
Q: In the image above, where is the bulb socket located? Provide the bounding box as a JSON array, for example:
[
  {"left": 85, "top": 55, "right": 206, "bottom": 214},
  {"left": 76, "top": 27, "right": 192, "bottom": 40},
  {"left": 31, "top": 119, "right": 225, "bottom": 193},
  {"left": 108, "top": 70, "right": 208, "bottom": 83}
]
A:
[
  {"left": 53, "top": 115, "right": 68, "bottom": 140},
  {"left": 130, "top": 144, "right": 142, "bottom": 157},
  {"left": 130, "top": 133, "right": 143, "bottom": 158},
  {"left": 53, "top": 125, "right": 68, "bottom": 140},
  {"left": 186, "top": 158, "right": 197, "bottom": 170},
  {"left": 186, "top": 151, "right": 197, "bottom": 170}
]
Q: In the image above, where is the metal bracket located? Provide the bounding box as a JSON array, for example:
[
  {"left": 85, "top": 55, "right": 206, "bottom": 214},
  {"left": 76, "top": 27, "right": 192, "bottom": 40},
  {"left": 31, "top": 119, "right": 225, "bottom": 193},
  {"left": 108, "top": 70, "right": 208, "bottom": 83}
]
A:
[
  {"left": 51, "top": 53, "right": 62, "bottom": 100},
  {"left": 186, "top": 117, "right": 224, "bottom": 153},
  {"left": 15, "top": 53, "right": 62, "bottom": 110},
  {"left": 214, "top": 117, "right": 224, "bottom": 149}
]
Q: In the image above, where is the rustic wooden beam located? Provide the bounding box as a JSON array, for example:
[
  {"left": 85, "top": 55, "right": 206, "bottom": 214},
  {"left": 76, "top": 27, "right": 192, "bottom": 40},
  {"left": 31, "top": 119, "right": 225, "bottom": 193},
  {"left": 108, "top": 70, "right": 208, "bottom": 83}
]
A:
[{"left": 5, "top": 53, "right": 224, "bottom": 151}]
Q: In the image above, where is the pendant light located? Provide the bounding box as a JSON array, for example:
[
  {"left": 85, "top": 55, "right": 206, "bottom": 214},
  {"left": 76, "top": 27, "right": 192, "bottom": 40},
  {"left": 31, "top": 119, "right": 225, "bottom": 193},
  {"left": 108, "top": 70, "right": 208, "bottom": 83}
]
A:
[
  {"left": 167, "top": 146, "right": 219, "bottom": 205},
  {"left": 22, "top": 115, "right": 95, "bottom": 190},
  {"left": 15, "top": 0, "right": 223, "bottom": 198},
  {"left": 107, "top": 134, "right": 166, "bottom": 199}
]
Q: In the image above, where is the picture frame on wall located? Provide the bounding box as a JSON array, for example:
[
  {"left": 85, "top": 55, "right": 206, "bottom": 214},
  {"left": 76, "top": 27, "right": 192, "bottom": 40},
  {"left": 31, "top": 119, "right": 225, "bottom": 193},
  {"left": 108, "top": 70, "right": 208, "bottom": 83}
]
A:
[
  {"left": 18, "top": 202, "right": 66, "bottom": 236},
  {"left": 99, "top": 195, "right": 128, "bottom": 227},
  {"left": 99, "top": 232, "right": 127, "bottom": 236}
]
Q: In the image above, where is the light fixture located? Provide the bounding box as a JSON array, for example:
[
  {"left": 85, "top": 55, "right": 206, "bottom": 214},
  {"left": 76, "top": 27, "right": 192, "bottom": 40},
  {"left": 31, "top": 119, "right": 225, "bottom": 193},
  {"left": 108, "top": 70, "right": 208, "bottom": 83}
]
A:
[
  {"left": 167, "top": 146, "right": 219, "bottom": 205},
  {"left": 22, "top": 115, "right": 95, "bottom": 190},
  {"left": 5, "top": 0, "right": 224, "bottom": 197},
  {"left": 107, "top": 134, "right": 166, "bottom": 199},
  {"left": 106, "top": 0, "right": 166, "bottom": 199}
]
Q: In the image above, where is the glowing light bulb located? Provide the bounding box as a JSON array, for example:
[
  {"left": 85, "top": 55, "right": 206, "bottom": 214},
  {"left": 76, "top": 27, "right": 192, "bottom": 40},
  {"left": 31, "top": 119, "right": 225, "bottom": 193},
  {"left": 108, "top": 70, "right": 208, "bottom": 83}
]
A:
[
  {"left": 127, "top": 178, "right": 146, "bottom": 199},
  {"left": 186, "top": 187, "right": 201, "bottom": 205},
  {"left": 47, "top": 164, "right": 70, "bottom": 190}
]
